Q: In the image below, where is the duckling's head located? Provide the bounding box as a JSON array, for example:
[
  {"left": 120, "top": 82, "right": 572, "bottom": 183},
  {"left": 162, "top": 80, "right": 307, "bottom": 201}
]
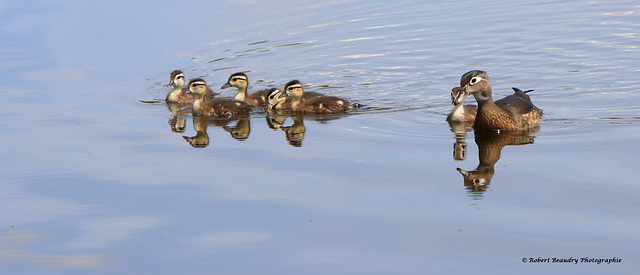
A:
[
  {"left": 283, "top": 80, "right": 304, "bottom": 99},
  {"left": 167, "top": 70, "right": 185, "bottom": 88},
  {"left": 450, "top": 87, "right": 463, "bottom": 106},
  {"left": 266, "top": 88, "right": 285, "bottom": 112},
  {"left": 455, "top": 70, "right": 492, "bottom": 104},
  {"left": 187, "top": 78, "right": 208, "bottom": 97},
  {"left": 221, "top": 72, "right": 248, "bottom": 89}
]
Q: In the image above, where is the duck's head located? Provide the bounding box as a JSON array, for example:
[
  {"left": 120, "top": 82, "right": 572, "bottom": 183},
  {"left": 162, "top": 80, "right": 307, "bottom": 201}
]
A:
[
  {"left": 186, "top": 78, "right": 208, "bottom": 96},
  {"left": 221, "top": 72, "right": 248, "bottom": 90},
  {"left": 283, "top": 80, "right": 304, "bottom": 98},
  {"left": 266, "top": 88, "right": 285, "bottom": 113},
  {"left": 450, "top": 87, "right": 463, "bottom": 106},
  {"left": 167, "top": 70, "right": 185, "bottom": 88},
  {"left": 454, "top": 70, "right": 492, "bottom": 104}
]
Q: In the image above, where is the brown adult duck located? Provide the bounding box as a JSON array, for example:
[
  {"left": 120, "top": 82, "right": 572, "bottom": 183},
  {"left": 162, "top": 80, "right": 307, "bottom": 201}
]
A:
[
  {"left": 453, "top": 70, "right": 542, "bottom": 131},
  {"left": 221, "top": 72, "right": 270, "bottom": 106},
  {"left": 186, "top": 78, "right": 253, "bottom": 118},
  {"left": 448, "top": 86, "right": 535, "bottom": 123},
  {"left": 281, "top": 80, "right": 352, "bottom": 114},
  {"left": 166, "top": 70, "right": 216, "bottom": 103}
]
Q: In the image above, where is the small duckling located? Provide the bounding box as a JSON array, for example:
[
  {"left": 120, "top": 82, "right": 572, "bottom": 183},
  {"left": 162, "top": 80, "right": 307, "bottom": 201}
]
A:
[
  {"left": 447, "top": 87, "right": 477, "bottom": 122},
  {"left": 221, "top": 72, "right": 271, "bottom": 106},
  {"left": 282, "top": 80, "right": 352, "bottom": 114},
  {"left": 166, "top": 70, "right": 192, "bottom": 103},
  {"left": 186, "top": 78, "right": 253, "bottom": 118},
  {"left": 166, "top": 70, "right": 217, "bottom": 103},
  {"left": 453, "top": 70, "right": 542, "bottom": 131},
  {"left": 265, "top": 88, "right": 325, "bottom": 113}
]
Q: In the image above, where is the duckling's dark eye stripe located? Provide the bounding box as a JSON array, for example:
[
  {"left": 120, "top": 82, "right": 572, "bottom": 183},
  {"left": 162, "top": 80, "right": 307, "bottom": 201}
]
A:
[{"left": 232, "top": 77, "right": 247, "bottom": 81}]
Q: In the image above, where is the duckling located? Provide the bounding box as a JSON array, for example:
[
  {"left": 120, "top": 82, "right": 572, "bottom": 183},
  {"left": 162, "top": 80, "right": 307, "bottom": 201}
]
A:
[
  {"left": 453, "top": 70, "right": 542, "bottom": 131},
  {"left": 447, "top": 86, "right": 534, "bottom": 123},
  {"left": 265, "top": 88, "right": 325, "bottom": 113},
  {"left": 282, "top": 80, "right": 352, "bottom": 114},
  {"left": 266, "top": 88, "right": 287, "bottom": 113},
  {"left": 166, "top": 70, "right": 217, "bottom": 103},
  {"left": 166, "top": 70, "right": 192, "bottom": 103},
  {"left": 186, "top": 78, "right": 253, "bottom": 118},
  {"left": 221, "top": 72, "right": 271, "bottom": 106},
  {"left": 447, "top": 87, "right": 477, "bottom": 122}
]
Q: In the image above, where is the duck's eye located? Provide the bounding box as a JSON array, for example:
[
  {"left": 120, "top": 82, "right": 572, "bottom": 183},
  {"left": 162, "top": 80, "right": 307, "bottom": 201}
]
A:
[
  {"left": 176, "top": 76, "right": 184, "bottom": 79},
  {"left": 470, "top": 77, "right": 481, "bottom": 86},
  {"left": 192, "top": 83, "right": 205, "bottom": 87}
]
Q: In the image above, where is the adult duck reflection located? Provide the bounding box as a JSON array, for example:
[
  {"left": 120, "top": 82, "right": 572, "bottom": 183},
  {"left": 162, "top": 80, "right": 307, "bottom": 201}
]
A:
[{"left": 456, "top": 130, "right": 537, "bottom": 198}]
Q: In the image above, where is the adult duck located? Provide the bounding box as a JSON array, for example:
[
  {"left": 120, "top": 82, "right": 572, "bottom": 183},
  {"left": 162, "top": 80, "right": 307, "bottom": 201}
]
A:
[{"left": 453, "top": 70, "right": 542, "bottom": 131}]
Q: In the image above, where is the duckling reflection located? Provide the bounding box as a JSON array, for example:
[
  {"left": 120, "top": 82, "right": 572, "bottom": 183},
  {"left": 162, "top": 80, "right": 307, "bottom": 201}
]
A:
[
  {"left": 166, "top": 102, "right": 191, "bottom": 133},
  {"left": 168, "top": 115, "right": 187, "bottom": 133},
  {"left": 456, "top": 130, "right": 536, "bottom": 198},
  {"left": 223, "top": 117, "right": 251, "bottom": 140},
  {"left": 451, "top": 132, "right": 468, "bottom": 161},
  {"left": 281, "top": 114, "right": 306, "bottom": 147},
  {"left": 183, "top": 116, "right": 210, "bottom": 148},
  {"left": 266, "top": 114, "right": 287, "bottom": 130},
  {"left": 447, "top": 88, "right": 472, "bottom": 161}
]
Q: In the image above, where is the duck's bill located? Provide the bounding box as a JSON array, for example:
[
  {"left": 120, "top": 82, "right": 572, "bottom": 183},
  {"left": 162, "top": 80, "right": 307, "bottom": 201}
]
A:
[{"left": 221, "top": 82, "right": 231, "bottom": 89}]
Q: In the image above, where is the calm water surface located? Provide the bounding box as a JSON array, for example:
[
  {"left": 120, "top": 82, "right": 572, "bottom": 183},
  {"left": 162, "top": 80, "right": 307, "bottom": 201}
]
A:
[{"left": 1, "top": 0, "right": 639, "bottom": 274}]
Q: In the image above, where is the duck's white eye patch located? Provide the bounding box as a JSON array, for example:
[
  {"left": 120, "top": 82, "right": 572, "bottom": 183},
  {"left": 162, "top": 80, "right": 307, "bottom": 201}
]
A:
[{"left": 469, "top": 76, "right": 482, "bottom": 86}]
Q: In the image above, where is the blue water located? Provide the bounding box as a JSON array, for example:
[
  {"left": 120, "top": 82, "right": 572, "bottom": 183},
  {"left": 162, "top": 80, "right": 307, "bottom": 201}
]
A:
[{"left": 1, "top": 0, "right": 639, "bottom": 274}]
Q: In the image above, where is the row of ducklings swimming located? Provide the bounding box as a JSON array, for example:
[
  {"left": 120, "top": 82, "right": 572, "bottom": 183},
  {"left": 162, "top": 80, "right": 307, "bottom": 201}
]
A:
[
  {"left": 166, "top": 69, "right": 542, "bottom": 131},
  {"left": 166, "top": 70, "right": 354, "bottom": 118}
]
